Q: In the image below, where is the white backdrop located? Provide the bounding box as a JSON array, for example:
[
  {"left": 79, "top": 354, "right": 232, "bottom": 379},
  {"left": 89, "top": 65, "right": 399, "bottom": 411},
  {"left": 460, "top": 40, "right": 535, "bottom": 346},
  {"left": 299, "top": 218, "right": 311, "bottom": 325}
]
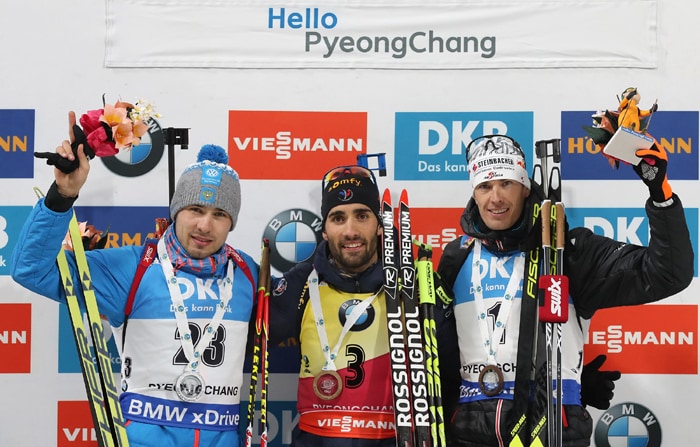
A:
[{"left": 1, "top": 1, "right": 698, "bottom": 446}]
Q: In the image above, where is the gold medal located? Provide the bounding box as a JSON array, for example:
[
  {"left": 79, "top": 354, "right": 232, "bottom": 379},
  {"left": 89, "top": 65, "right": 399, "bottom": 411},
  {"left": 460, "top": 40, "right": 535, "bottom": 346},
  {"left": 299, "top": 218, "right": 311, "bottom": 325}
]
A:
[
  {"left": 313, "top": 370, "right": 342, "bottom": 400},
  {"left": 175, "top": 370, "right": 205, "bottom": 402},
  {"left": 478, "top": 364, "right": 504, "bottom": 397}
]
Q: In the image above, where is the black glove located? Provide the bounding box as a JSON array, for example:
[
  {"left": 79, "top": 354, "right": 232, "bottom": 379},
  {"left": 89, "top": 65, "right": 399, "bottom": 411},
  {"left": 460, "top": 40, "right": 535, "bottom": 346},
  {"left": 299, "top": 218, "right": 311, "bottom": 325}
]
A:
[
  {"left": 34, "top": 125, "right": 95, "bottom": 174},
  {"left": 649, "top": 102, "right": 658, "bottom": 114},
  {"left": 580, "top": 354, "right": 621, "bottom": 410},
  {"left": 633, "top": 143, "right": 672, "bottom": 202}
]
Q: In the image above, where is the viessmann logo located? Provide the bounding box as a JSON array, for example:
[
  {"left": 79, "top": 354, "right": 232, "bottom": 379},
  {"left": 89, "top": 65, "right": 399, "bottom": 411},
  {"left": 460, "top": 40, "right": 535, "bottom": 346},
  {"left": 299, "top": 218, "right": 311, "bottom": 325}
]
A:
[
  {"left": 0, "top": 303, "right": 31, "bottom": 373},
  {"left": 406, "top": 207, "right": 462, "bottom": 264},
  {"left": 228, "top": 110, "right": 367, "bottom": 180},
  {"left": 585, "top": 304, "right": 698, "bottom": 374}
]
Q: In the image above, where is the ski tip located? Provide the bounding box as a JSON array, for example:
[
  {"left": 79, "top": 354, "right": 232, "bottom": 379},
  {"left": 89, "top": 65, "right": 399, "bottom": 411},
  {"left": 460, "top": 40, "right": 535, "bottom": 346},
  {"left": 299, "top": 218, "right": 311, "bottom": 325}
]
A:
[
  {"left": 400, "top": 188, "right": 409, "bottom": 202},
  {"left": 382, "top": 188, "right": 392, "bottom": 203}
]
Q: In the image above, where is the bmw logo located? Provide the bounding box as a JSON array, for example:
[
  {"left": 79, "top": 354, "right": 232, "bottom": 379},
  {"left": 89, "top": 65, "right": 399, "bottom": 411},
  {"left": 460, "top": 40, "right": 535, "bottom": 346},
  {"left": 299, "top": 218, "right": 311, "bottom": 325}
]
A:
[
  {"left": 594, "top": 402, "right": 662, "bottom": 447},
  {"left": 263, "top": 209, "right": 324, "bottom": 272},
  {"left": 338, "top": 299, "right": 375, "bottom": 331},
  {"left": 101, "top": 118, "right": 165, "bottom": 177}
]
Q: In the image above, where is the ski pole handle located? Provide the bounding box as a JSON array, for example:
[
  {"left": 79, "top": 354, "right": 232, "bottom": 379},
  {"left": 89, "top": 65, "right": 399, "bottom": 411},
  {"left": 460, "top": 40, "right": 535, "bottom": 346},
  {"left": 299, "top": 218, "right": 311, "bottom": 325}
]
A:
[
  {"left": 555, "top": 203, "right": 566, "bottom": 251},
  {"left": 541, "top": 200, "right": 552, "bottom": 250}
]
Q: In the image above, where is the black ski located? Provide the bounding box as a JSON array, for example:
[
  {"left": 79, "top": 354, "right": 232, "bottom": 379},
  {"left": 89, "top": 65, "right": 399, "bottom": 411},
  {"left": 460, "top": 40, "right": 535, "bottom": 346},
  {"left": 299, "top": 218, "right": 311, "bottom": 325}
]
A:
[
  {"left": 382, "top": 188, "right": 414, "bottom": 446},
  {"left": 398, "top": 189, "right": 431, "bottom": 447},
  {"left": 508, "top": 139, "right": 563, "bottom": 447},
  {"left": 531, "top": 139, "right": 567, "bottom": 447}
]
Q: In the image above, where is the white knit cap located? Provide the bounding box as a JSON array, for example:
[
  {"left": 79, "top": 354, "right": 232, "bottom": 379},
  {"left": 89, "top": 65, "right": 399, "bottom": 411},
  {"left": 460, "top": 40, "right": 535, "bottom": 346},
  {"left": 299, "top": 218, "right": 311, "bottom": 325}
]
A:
[{"left": 468, "top": 135, "right": 530, "bottom": 190}]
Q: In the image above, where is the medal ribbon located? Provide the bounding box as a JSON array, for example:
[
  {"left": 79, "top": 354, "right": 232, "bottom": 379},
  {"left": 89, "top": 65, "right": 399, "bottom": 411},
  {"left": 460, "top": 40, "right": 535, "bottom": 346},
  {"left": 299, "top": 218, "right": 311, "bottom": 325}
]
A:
[
  {"left": 307, "top": 269, "right": 380, "bottom": 371},
  {"left": 471, "top": 240, "right": 525, "bottom": 366},
  {"left": 158, "top": 238, "right": 234, "bottom": 374}
]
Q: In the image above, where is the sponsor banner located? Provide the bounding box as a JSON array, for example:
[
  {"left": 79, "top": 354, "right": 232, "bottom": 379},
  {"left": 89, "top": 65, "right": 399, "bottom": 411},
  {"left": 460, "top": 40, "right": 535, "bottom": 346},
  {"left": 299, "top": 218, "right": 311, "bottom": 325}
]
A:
[
  {"left": 0, "top": 303, "right": 31, "bottom": 373},
  {"left": 106, "top": 1, "right": 657, "bottom": 69},
  {"left": 100, "top": 117, "right": 166, "bottom": 178},
  {"left": 567, "top": 206, "right": 699, "bottom": 277},
  {"left": 594, "top": 402, "right": 662, "bottom": 447},
  {"left": 72, "top": 206, "right": 170, "bottom": 248},
  {"left": 0, "top": 206, "right": 33, "bottom": 276},
  {"left": 395, "top": 112, "right": 533, "bottom": 180},
  {"left": 57, "top": 399, "right": 298, "bottom": 446},
  {"left": 585, "top": 304, "right": 698, "bottom": 374},
  {"left": 228, "top": 111, "right": 366, "bottom": 180},
  {"left": 561, "top": 110, "right": 698, "bottom": 180},
  {"left": 57, "top": 401, "right": 98, "bottom": 446},
  {"left": 240, "top": 399, "right": 298, "bottom": 446},
  {"left": 408, "top": 207, "right": 462, "bottom": 263},
  {"left": 262, "top": 208, "right": 324, "bottom": 274},
  {"left": 0, "top": 109, "right": 35, "bottom": 179},
  {"left": 58, "top": 307, "right": 122, "bottom": 374}
]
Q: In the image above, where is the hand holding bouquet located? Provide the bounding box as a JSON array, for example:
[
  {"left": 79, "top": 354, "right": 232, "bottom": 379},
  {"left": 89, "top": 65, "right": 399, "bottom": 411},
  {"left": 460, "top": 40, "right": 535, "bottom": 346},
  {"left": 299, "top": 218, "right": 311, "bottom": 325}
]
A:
[{"left": 35, "top": 97, "right": 160, "bottom": 173}]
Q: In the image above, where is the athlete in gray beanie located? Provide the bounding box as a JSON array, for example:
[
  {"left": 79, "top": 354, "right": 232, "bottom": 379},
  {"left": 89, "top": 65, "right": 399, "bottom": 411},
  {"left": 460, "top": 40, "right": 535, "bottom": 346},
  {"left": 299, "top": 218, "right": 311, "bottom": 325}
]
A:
[{"left": 170, "top": 144, "right": 241, "bottom": 231}]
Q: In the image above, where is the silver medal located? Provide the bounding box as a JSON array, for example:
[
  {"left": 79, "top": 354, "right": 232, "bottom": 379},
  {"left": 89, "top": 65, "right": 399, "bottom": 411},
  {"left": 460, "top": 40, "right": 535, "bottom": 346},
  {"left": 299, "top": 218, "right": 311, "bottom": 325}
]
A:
[{"left": 175, "top": 370, "right": 205, "bottom": 402}]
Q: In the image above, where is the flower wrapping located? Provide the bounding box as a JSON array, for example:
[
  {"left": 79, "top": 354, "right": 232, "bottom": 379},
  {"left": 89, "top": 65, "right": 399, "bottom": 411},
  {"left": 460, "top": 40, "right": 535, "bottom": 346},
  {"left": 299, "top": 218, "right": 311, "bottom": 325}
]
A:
[
  {"left": 35, "top": 97, "right": 160, "bottom": 173},
  {"left": 62, "top": 221, "right": 110, "bottom": 252}
]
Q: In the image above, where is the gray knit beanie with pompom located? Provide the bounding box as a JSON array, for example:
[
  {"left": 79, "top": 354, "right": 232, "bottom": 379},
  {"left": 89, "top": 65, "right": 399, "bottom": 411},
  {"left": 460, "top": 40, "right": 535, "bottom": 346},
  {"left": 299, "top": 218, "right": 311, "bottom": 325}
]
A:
[{"left": 169, "top": 144, "right": 241, "bottom": 231}]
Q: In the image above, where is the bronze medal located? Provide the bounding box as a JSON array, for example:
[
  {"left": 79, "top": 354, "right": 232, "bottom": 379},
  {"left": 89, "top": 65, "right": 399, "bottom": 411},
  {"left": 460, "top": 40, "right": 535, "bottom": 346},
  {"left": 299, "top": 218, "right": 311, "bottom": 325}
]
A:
[
  {"left": 478, "top": 364, "right": 504, "bottom": 397},
  {"left": 313, "top": 370, "right": 342, "bottom": 400},
  {"left": 175, "top": 370, "right": 205, "bottom": 402}
]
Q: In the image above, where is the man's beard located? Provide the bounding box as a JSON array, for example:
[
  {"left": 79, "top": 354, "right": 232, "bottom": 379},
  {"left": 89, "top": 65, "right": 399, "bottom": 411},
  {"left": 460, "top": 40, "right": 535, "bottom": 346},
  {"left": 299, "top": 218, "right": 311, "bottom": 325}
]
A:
[{"left": 329, "top": 237, "right": 377, "bottom": 274}]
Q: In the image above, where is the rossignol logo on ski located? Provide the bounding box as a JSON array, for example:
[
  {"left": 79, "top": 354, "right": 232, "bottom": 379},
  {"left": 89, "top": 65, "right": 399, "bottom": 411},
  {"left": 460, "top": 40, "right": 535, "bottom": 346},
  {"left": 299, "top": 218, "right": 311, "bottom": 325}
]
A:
[{"left": 381, "top": 188, "right": 437, "bottom": 445}]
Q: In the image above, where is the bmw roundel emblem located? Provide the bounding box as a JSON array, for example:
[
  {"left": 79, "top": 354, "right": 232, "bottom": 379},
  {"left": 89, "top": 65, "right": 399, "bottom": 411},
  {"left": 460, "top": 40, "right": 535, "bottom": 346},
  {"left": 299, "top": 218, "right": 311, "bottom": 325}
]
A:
[
  {"left": 101, "top": 118, "right": 165, "bottom": 177},
  {"left": 263, "top": 209, "right": 324, "bottom": 272},
  {"left": 594, "top": 402, "right": 662, "bottom": 447}
]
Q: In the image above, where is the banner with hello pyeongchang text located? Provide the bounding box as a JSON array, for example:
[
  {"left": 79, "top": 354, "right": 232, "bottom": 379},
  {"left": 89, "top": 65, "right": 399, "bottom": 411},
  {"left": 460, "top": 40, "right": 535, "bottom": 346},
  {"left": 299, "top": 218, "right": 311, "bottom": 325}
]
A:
[{"left": 105, "top": 0, "right": 657, "bottom": 69}]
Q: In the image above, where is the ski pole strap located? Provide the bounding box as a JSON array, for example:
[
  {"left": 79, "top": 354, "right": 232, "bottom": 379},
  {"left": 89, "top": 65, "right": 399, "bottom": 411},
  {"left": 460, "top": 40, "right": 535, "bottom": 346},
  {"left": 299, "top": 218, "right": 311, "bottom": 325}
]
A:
[
  {"left": 121, "top": 239, "right": 158, "bottom": 349},
  {"left": 125, "top": 240, "right": 158, "bottom": 316}
]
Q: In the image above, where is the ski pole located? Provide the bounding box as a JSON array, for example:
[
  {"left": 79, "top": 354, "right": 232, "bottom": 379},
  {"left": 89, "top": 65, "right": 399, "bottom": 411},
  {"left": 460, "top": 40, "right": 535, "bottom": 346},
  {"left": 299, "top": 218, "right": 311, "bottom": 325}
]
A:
[
  {"left": 554, "top": 203, "right": 567, "bottom": 447},
  {"left": 414, "top": 240, "right": 446, "bottom": 447},
  {"left": 245, "top": 239, "right": 271, "bottom": 447}
]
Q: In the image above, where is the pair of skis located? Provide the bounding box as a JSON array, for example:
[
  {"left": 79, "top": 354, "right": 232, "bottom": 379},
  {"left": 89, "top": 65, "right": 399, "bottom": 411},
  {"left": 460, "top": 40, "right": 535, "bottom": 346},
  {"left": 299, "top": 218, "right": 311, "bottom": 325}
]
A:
[
  {"left": 382, "top": 188, "right": 446, "bottom": 447},
  {"left": 510, "top": 140, "right": 569, "bottom": 447},
  {"left": 55, "top": 210, "right": 130, "bottom": 447},
  {"left": 245, "top": 239, "right": 272, "bottom": 447},
  {"left": 509, "top": 139, "right": 569, "bottom": 447}
]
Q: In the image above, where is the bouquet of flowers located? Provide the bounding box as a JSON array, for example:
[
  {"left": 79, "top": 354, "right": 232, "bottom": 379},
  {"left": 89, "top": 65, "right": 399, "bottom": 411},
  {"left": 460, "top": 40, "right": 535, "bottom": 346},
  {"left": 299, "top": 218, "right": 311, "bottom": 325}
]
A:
[{"left": 35, "top": 96, "right": 161, "bottom": 173}]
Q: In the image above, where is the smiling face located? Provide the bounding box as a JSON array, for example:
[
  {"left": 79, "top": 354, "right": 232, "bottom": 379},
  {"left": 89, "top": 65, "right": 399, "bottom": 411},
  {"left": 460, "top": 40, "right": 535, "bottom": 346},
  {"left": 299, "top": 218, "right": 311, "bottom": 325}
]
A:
[
  {"left": 323, "top": 203, "right": 382, "bottom": 274},
  {"left": 174, "top": 205, "right": 232, "bottom": 259},
  {"left": 473, "top": 179, "right": 530, "bottom": 231}
]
